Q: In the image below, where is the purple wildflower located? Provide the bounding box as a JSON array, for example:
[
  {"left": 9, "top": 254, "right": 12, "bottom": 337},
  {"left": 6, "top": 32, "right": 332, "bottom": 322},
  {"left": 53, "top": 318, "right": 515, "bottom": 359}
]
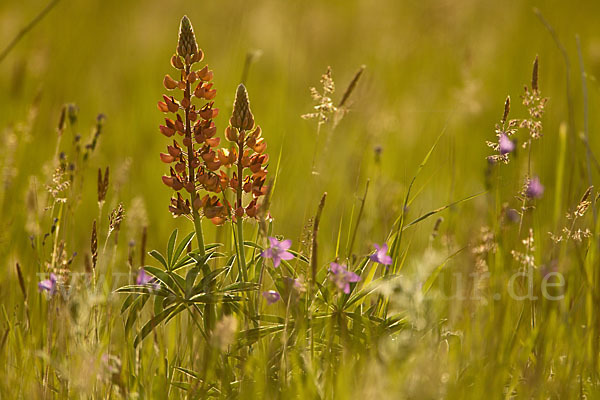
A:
[
  {"left": 136, "top": 268, "right": 160, "bottom": 290},
  {"left": 261, "top": 237, "right": 294, "bottom": 268},
  {"left": 262, "top": 290, "right": 281, "bottom": 305},
  {"left": 369, "top": 243, "right": 392, "bottom": 265},
  {"left": 498, "top": 133, "right": 515, "bottom": 155},
  {"left": 526, "top": 176, "right": 544, "bottom": 199},
  {"left": 38, "top": 273, "right": 57, "bottom": 296},
  {"left": 329, "top": 262, "right": 361, "bottom": 294}
]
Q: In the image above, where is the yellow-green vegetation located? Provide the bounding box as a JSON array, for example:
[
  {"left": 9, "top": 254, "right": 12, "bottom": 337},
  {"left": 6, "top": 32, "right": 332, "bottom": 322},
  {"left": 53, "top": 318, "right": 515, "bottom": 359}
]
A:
[{"left": 1, "top": 1, "right": 600, "bottom": 398}]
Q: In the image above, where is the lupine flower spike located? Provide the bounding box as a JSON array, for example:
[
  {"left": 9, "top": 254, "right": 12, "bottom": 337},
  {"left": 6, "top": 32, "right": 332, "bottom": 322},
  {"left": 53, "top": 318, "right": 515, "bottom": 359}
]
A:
[
  {"left": 225, "top": 84, "right": 269, "bottom": 220},
  {"left": 262, "top": 290, "right": 281, "bottom": 305},
  {"left": 158, "top": 15, "right": 227, "bottom": 224},
  {"left": 329, "top": 262, "right": 361, "bottom": 294},
  {"left": 38, "top": 273, "right": 57, "bottom": 296},
  {"left": 370, "top": 243, "right": 392, "bottom": 265},
  {"left": 261, "top": 237, "right": 294, "bottom": 267}
]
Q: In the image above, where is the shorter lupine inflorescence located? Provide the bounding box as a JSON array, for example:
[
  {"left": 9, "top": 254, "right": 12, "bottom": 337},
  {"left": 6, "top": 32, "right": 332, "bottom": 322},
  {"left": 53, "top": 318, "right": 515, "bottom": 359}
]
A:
[{"left": 224, "top": 84, "right": 269, "bottom": 220}]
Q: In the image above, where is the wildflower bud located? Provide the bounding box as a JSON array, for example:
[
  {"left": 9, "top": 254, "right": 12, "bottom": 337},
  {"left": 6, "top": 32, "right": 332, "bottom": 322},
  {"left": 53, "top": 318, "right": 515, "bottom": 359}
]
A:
[
  {"left": 253, "top": 139, "right": 267, "bottom": 153},
  {"left": 188, "top": 71, "right": 197, "bottom": 84},
  {"left": 202, "top": 123, "right": 217, "bottom": 138},
  {"left": 183, "top": 137, "right": 192, "bottom": 147},
  {"left": 246, "top": 200, "right": 257, "bottom": 217},
  {"left": 175, "top": 163, "right": 186, "bottom": 173},
  {"left": 160, "top": 153, "right": 175, "bottom": 163},
  {"left": 181, "top": 96, "right": 190, "bottom": 109},
  {"left": 163, "top": 75, "right": 178, "bottom": 90},
  {"left": 235, "top": 207, "right": 244, "bottom": 218},
  {"left": 191, "top": 51, "right": 204, "bottom": 64},
  {"left": 231, "top": 84, "right": 255, "bottom": 131},
  {"left": 225, "top": 126, "right": 238, "bottom": 142},
  {"left": 206, "top": 137, "right": 220, "bottom": 147},
  {"left": 172, "top": 178, "right": 183, "bottom": 191},
  {"left": 189, "top": 111, "right": 197, "bottom": 121},
  {"left": 162, "top": 176, "right": 174, "bottom": 188},
  {"left": 167, "top": 144, "right": 181, "bottom": 157},
  {"left": 171, "top": 54, "right": 184, "bottom": 70},
  {"left": 158, "top": 102, "right": 169, "bottom": 113},
  {"left": 185, "top": 181, "right": 195, "bottom": 193},
  {"left": 159, "top": 125, "right": 175, "bottom": 137},
  {"left": 177, "top": 16, "right": 199, "bottom": 60},
  {"left": 194, "top": 84, "right": 206, "bottom": 98},
  {"left": 193, "top": 195, "right": 202, "bottom": 210},
  {"left": 174, "top": 116, "right": 185, "bottom": 133},
  {"left": 163, "top": 95, "right": 179, "bottom": 113},
  {"left": 197, "top": 66, "right": 213, "bottom": 81}
]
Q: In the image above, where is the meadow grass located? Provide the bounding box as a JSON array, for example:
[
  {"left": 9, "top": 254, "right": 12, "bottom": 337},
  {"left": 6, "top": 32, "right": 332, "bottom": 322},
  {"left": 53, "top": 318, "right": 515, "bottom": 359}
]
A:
[{"left": 1, "top": 1, "right": 600, "bottom": 398}]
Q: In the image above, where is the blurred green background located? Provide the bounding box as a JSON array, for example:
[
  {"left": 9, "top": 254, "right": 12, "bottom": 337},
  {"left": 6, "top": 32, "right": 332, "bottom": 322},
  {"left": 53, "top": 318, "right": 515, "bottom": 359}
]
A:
[{"left": 1, "top": 0, "right": 599, "bottom": 270}]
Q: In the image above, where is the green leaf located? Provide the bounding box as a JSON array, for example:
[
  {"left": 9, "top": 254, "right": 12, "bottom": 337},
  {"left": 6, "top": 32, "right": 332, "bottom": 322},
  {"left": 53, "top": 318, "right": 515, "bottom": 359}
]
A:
[
  {"left": 120, "top": 293, "right": 138, "bottom": 315},
  {"left": 144, "top": 266, "right": 180, "bottom": 295},
  {"left": 188, "top": 294, "right": 243, "bottom": 304},
  {"left": 243, "top": 240, "right": 263, "bottom": 250},
  {"left": 125, "top": 295, "right": 149, "bottom": 333},
  {"left": 236, "top": 324, "right": 286, "bottom": 348},
  {"left": 167, "top": 229, "right": 178, "bottom": 268},
  {"left": 185, "top": 266, "right": 200, "bottom": 298},
  {"left": 172, "top": 231, "right": 195, "bottom": 267},
  {"left": 149, "top": 250, "right": 168, "bottom": 270},
  {"left": 402, "top": 192, "right": 485, "bottom": 231},
  {"left": 134, "top": 304, "right": 183, "bottom": 347},
  {"left": 422, "top": 246, "right": 466, "bottom": 294}
]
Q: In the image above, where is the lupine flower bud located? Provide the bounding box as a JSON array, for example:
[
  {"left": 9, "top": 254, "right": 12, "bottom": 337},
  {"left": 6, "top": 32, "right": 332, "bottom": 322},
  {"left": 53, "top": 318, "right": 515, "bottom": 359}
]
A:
[
  {"left": 163, "top": 75, "right": 178, "bottom": 90},
  {"left": 177, "top": 16, "right": 199, "bottom": 60},
  {"left": 231, "top": 84, "right": 255, "bottom": 131}
]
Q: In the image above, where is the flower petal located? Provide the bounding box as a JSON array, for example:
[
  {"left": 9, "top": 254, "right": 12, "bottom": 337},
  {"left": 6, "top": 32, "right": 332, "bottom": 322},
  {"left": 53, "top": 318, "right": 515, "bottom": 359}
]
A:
[
  {"left": 272, "top": 256, "right": 282, "bottom": 268},
  {"left": 280, "top": 251, "right": 294, "bottom": 261},
  {"left": 279, "top": 239, "right": 292, "bottom": 250}
]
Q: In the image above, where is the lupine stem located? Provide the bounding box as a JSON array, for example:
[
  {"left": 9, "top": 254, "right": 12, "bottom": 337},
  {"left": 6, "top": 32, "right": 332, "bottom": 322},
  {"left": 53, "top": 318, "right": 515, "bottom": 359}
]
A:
[
  {"left": 236, "top": 136, "right": 248, "bottom": 282},
  {"left": 183, "top": 64, "right": 206, "bottom": 257}
]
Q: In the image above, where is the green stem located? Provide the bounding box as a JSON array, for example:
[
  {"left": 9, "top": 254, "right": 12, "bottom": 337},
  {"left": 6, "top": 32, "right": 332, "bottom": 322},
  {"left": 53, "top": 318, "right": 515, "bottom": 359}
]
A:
[
  {"left": 192, "top": 209, "right": 206, "bottom": 257},
  {"left": 237, "top": 217, "right": 248, "bottom": 282}
]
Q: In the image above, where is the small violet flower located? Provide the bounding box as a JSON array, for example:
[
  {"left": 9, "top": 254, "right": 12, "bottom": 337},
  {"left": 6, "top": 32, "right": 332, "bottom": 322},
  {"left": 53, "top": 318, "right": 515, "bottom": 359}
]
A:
[
  {"left": 38, "top": 273, "right": 57, "bottom": 296},
  {"left": 262, "top": 290, "right": 281, "bottom": 305},
  {"left": 498, "top": 133, "right": 515, "bottom": 155},
  {"left": 136, "top": 268, "right": 160, "bottom": 290},
  {"left": 526, "top": 176, "right": 544, "bottom": 199},
  {"left": 369, "top": 243, "right": 392, "bottom": 265},
  {"left": 261, "top": 237, "right": 294, "bottom": 268},
  {"left": 329, "top": 262, "right": 361, "bottom": 294}
]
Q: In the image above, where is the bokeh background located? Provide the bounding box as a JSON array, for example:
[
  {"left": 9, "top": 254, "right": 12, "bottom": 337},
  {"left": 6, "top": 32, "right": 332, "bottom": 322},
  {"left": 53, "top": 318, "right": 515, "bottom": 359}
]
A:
[{"left": 1, "top": 0, "right": 599, "bottom": 273}]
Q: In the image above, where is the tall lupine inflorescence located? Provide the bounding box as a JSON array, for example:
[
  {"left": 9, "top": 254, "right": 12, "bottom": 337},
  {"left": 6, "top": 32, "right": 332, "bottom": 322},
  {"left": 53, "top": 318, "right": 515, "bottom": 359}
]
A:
[
  {"left": 158, "top": 16, "right": 228, "bottom": 227},
  {"left": 224, "top": 84, "right": 269, "bottom": 220}
]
